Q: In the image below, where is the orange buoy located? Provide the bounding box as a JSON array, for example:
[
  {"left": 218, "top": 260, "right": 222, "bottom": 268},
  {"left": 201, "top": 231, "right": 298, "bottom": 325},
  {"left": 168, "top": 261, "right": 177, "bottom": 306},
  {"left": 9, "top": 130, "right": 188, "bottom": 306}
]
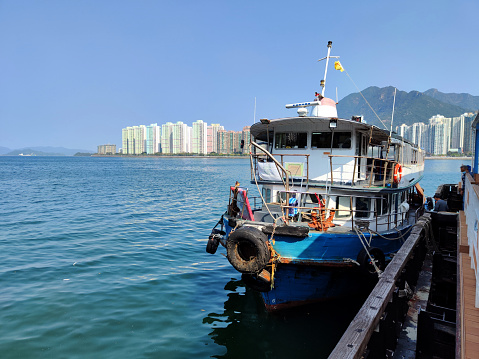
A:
[{"left": 393, "top": 164, "right": 402, "bottom": 183}]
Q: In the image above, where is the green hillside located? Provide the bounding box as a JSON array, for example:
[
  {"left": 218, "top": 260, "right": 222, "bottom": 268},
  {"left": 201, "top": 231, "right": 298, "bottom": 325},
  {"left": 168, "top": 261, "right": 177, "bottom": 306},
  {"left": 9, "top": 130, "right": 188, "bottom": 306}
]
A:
[
  {"left": 337, "top": 86, "right": 471, "bottom": 129},
  {"left": 423, "top": 88, "right": 479, "bottom": 111}
]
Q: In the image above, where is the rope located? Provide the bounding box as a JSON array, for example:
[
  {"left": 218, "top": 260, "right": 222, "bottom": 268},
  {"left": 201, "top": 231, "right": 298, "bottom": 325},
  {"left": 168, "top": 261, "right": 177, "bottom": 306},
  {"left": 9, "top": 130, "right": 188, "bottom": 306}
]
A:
[
  {"left": 342, "top": 69, "right": 389, "bottom": 131},
  {"left": 366, "top": 222, "right": 415, "bottom": 241},
  {"left": 354, "top": 225, "right": 382, "bottom": 276},
  {"left": 249, "top": 144, "right": 282, "bottom": 245}
]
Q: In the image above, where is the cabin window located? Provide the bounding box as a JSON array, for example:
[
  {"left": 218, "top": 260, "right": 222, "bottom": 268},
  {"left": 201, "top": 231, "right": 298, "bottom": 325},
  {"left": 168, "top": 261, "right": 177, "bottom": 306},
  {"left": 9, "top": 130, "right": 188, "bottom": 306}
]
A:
[
  {"left": 274, "top": 132, "right": 307, "bottom": 149},
  {"left": 336, "top": 196, "right": 351, "bottom": 218},
  {"left": 262, "top": 188, "right": 271, "bottom": 203},
  {"left": 355, "top": 197, "right": 371, "bottom": 218},
  {"left": 376, "top": 196, "right": 388, "bottom": 215},
  {"left": 391, "top": 194, "right": 397, "bottom": 213},
  {"left": 311, "top": 132, "right": 352, "bottom": 149},
  {"left": 277, "top": 191, "right": 288, "bottom": 203}
]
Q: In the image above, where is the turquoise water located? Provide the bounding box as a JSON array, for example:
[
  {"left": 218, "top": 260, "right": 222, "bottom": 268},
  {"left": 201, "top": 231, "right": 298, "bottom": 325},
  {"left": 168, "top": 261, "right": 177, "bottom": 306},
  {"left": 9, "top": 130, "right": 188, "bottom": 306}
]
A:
[{"left": 0, "top": 157, "right": 465, "bottom": 358}]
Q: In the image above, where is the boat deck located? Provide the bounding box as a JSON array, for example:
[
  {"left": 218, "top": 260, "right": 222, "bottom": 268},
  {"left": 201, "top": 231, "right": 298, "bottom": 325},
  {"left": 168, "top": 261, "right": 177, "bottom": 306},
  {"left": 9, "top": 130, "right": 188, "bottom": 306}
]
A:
[{"left": 458, "top": 210, "right": 479, "bottom": 359}]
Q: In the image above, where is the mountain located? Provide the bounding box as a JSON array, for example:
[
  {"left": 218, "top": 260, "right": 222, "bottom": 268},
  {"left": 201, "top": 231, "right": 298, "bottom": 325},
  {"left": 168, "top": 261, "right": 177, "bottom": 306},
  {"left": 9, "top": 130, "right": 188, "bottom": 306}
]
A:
[
  {"left": 3, "top": 146, "right": 94, "bottom": 156},
  {"left": 423, "top": 88, "right": 479, "bottom": 111},
  {"left": 337, "top": 86, "right": 472, "bottom": 129}
]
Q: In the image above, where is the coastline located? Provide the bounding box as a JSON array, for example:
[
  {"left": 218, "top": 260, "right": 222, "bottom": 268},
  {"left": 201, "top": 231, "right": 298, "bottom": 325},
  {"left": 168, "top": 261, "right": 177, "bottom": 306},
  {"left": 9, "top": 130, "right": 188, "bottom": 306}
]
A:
[{"left": 91, "top": 154, "right": 249, "bottom": 159}]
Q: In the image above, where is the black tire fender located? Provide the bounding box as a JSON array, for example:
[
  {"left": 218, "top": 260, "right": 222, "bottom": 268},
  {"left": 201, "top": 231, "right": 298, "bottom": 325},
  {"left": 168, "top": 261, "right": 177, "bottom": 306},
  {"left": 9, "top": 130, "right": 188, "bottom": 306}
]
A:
[
  {"left": 226, "top": 226, "right": 270, "bottom": 274},
  {"left": 357, "top": 247, "right": 386, "bottom": 276},
  {"left": 206, "top": 229, "right": 225, "bottom": 254}
]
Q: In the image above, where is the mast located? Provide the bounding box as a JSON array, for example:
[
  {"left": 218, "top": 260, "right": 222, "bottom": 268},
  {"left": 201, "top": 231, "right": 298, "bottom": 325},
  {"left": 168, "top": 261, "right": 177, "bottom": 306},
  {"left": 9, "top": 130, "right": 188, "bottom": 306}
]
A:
[
  {"left": 321, "top": 41, "right": 332, "bottom": 97},
  {"left": 317, "top": 41, "right": 339, "bottom": 97}
]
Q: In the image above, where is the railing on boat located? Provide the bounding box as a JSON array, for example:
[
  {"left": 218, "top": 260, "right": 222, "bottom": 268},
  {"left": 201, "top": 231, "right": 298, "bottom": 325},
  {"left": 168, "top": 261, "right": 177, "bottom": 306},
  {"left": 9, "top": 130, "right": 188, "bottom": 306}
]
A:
[
  {"left": 327, "top": 155, "right": 399, "bottom": 188},
  {"left": 228, "top": 187, "right": 425, "bottom": 233},
  {"left": 251, "top": 150, "right": 402, "bottom": 188},
  {"left": 275, "top": 190, "right": 424, "bottom": 232}
]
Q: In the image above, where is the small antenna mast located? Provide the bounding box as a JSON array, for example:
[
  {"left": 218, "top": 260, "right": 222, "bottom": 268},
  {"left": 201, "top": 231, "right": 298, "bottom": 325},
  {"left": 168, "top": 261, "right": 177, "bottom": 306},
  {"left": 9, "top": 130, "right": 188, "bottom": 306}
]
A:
[
  {"left": 390, "top": 87, "right": 397, "bottom": 135},
  {"left": 322, "top": 41, "right": 332, "bottom": 97},
  {"left": 317, "top": 41, "right": 339, "bottom": 97},
  {"left": 385, "top": 87, "right": 397, "bottom": 159}
]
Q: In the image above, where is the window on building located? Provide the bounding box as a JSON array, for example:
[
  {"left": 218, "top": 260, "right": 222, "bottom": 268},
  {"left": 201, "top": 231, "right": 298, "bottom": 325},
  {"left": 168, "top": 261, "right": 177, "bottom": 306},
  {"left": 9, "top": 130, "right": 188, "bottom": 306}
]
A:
[
  {"left": 311, "top": 132, "right": 352, "bottom": 149},
  {"left": 274, "top": 132, "right": 307, "bottom": 149}
]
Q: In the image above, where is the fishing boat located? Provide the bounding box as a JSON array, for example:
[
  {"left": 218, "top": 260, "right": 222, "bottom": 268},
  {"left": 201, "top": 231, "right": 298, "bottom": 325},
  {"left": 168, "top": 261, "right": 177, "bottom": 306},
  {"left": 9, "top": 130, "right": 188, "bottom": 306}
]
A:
[{"left": 206, "top": 41, "right": 426, "bottom": 311}]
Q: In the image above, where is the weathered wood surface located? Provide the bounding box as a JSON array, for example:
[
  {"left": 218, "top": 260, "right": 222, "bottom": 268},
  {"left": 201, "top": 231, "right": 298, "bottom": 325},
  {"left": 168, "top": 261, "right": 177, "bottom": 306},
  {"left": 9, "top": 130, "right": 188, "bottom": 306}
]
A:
[{"left": 328, "top": 213, "right": 432, "bottom": 359}]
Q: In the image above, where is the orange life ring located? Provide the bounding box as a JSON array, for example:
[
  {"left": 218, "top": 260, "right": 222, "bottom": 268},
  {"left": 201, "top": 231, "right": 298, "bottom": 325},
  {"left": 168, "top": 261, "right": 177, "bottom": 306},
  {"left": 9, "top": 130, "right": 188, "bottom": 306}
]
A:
[{"left": 393, "top": 164, "right": 402, "bottom": 183}]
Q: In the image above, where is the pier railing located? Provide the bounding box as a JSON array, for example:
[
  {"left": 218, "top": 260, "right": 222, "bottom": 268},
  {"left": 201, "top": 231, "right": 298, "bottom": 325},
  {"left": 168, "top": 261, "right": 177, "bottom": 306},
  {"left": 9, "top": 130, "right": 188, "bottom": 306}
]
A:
[
  {"left": 463, "top": 172, "right": 479, "bottom": 306},
  {"left": 328, "top": 213, "right": 432, "bottom": 358}
]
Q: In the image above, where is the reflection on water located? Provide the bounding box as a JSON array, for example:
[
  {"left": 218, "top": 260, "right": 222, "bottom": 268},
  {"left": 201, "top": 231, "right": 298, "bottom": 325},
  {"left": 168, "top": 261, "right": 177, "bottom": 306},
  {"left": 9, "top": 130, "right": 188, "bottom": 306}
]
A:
[{"left": 203, "top": 279, "right": 370, "bottom": 359}]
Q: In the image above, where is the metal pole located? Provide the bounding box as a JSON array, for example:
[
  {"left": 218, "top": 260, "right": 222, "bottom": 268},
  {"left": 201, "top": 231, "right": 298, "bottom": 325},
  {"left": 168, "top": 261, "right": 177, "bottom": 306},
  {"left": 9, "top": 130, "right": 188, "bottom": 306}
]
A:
[{"left": 321, "top": 41, "right": 332, "bottom": 97}]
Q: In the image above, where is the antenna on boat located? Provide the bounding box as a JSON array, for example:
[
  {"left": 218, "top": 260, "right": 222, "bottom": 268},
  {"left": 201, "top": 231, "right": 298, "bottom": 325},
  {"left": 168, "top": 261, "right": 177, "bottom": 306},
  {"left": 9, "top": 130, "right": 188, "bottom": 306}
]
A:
[
  {"left": 317, "top": 41, "right": 339, "bottom": 97},
  {"left": 385, "top": 87, "right": 397, "bottom": 158},
  {"left": 390, "top": 87, "right": 397, "bottom": 135}
]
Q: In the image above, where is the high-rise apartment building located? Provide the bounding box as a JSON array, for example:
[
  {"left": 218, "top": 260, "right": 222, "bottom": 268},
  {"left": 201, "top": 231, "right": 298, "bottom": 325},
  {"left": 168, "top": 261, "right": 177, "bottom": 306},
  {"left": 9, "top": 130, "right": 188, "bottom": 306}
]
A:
[
  {"left": 127, "top": 126, "right": 136, "bottom": 154},
  {"left": 122, "top": 128, "right": 129, "bottom": 154},
  {"left": 192, "top": 120, "right": 208, "bottom": 154},
  {"left": 133, "top": 125, "right": 146, "bottom": 154},
  {"left": 242, "top": 126, "right": 251, "bottom": 154},
  {"left": 146, "top": 123, "right": 161, "bottom": 154},
  {"left": 161, "top": 122, "right": 174, "bottom": 154},
  {"left": 172, "top": 121, "right": 188, "bottom": 154},
  {"left": 207, "top": 124, "right": 224, "bottom": 153}
]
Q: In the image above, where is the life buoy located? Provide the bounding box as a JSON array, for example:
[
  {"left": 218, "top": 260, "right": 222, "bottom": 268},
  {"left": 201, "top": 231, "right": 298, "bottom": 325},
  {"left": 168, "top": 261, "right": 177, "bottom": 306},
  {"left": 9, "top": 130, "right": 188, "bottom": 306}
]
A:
[
  {"left": 393, "top": 164, "right": 402, "bottom": 184},
  {"left": 226, "top": 226, "right": 270, "bottom": 274},
  {"left": 357, "top": 247, "right": 386, "bottom": 277}
]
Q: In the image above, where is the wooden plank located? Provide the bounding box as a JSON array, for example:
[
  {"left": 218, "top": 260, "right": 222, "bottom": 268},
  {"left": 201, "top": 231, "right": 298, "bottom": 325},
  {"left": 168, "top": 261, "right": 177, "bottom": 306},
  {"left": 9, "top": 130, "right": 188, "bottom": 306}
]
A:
[
  {"left": 459, "top": 236, "right": 479, "bottom": 359},
  {"left": 328, "top": 214, "right": 432, "bottom": 359}
]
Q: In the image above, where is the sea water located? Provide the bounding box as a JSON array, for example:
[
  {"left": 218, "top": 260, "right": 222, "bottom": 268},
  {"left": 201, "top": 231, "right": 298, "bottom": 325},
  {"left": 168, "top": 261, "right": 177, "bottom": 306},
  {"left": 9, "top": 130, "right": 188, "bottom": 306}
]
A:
[{"left": 0, "top": 156, "right": 467, "bottom": 358}]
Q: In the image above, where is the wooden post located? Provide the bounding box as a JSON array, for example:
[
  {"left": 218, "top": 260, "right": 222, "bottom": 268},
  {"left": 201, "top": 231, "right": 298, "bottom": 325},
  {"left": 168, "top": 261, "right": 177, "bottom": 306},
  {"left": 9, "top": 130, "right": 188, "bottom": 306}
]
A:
[
  {"left": 369, "top": 159, "right": 375, "bottom": 188},
  {"left": 352, "top": 156, "right": 357, "bottom": 184}
]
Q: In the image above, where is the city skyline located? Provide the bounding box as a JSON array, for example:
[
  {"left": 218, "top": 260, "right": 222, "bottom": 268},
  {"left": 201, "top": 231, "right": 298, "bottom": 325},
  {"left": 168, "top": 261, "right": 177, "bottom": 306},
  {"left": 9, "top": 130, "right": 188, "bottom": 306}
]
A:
[
  {"left": 1, "top": 1, "right": 478, "bottom": 150},
  {"left": 120, "top": 121, "right": 251, "bottom": 156},
  {"left": 397, "top": 112, "right": 476, "bottom": 156}
]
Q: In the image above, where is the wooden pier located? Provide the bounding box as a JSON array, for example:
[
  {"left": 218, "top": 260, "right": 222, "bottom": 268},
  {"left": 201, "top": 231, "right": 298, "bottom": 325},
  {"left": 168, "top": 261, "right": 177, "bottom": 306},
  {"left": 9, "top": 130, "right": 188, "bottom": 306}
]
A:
[
  {"left": 329, "top": 170, "right": 479, "bottom": 358},
  {"left": 457, "top": 171, "right": 479, "bottom": 359},
  {"left": 328, "top": 214, "right": 432, "bottom": 358}
]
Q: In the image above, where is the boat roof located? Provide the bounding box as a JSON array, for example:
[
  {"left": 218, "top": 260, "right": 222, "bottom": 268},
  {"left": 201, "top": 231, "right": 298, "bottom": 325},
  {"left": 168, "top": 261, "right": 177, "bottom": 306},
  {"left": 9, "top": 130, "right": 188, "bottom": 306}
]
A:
[{"left": 251, "top": 116, "right": 395, "bottom": 146}]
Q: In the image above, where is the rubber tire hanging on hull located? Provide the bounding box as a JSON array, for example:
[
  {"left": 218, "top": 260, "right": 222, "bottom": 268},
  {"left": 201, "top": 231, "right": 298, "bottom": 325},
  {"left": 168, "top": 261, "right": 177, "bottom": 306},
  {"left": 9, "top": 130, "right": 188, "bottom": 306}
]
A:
[
  {"left": 206, "top": 229, "right": 225, "bottom": 254},
  {"left": 357, "top": 247, "right": 386, "bottom": 277},
  {"left": 226, "top": 226, "right": 270, "bottom": 274}
]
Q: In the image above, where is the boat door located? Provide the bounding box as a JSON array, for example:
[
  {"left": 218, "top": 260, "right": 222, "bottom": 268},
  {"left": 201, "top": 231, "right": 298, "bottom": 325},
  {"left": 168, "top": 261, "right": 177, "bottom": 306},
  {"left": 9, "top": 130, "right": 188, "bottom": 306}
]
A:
[{"left": 356, "top": 133, "right": 368, "bottom": 180}]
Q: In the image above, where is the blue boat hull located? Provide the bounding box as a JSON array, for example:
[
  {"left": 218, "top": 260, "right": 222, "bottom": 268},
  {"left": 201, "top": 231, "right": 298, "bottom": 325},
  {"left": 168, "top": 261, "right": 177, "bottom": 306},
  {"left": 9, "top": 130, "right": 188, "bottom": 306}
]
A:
[
  {"left": 260, "top": 263, "right": 364, "bottom": 311},
  {"left": 223, "top": 218, "right": 412, "bottom": 311}
]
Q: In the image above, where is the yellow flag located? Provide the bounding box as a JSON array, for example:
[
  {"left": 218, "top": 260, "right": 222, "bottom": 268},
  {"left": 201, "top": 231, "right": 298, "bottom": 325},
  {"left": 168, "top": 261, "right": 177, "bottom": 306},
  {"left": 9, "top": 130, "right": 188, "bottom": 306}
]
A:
[{"left": 334, "top": 61, "right": 344, "bottom": 72}]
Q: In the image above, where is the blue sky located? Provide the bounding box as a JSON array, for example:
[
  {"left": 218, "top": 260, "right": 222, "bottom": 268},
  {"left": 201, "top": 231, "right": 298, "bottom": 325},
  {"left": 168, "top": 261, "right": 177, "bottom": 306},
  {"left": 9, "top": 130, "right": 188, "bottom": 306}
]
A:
[{"left": 1, "top": 0, "right": 477, "bottom": 151}]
